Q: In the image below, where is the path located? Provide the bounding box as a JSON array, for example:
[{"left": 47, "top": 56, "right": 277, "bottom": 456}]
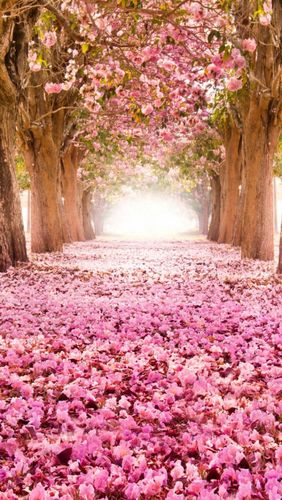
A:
[{"left": 0, "top": 239, "right": 281, "bottom": 499}]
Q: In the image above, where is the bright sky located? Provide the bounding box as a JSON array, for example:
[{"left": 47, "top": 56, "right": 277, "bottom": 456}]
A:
[{"left": 105, "top": 192, "right": 198, "bottom": 237}]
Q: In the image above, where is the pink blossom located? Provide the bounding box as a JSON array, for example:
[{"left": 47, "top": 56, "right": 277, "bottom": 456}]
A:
[
  {"left": 241, "top": 38, "right": 257, "bottom": 53},
  {"left": 275, "top": 446, "right": 282, "bottom": 465},
  {"left": 188, "top": 480, "right": 205, "bottom": 495},
  {"left": 158, "top": 58, "right": 176, "bottom": 72},
  {"left": 141, "top": 104, "right": 154, "bottom": 115},
  {"left": 21, "top": 383, "right": 33, "bottom": 399},
  {"left": 142, "top": 477, "right": 163, "bottom": 496},
  {"left": 265, "top": 469, "right": 282, "bottom": 499},
  {"left": 29, "top": 62, "right": 42, "bottom": 72},
  {"left": 185, "top": 463, "right": 199, "bottom": 481},
  {"left": 226, "top": 77, "right": 243, "bottom": 92},
  {"left": 237, "top": 471, "right": 253, "bottom": 499},
  {"left": 29, "top": 483, "right": 47, "bottom": 500},
  {"left": 171, "top": 460, "right": 184, "bottom": 480},
  {"left": 62, "top": 81, "right": 73, "bottom": 91},
  {"left": 263, "top": 1, "right": 272, "bottom": 13},
  {"left": 207, "top": 63, "right": 223, "bottom": 77},
  {"left": 218, "top": 444, "right": 244, "bottom": 465},
  {"left": 42, "top": 31, "right": 57, "bottom": 48},
  {"left": 259, "top": 13, "right": 271, "bottom": 25},
  {"left": 125, "top": 483, "right": 141, "bottom": 499},
  {"left": 231, "top": 49, "right": 246, "bottom": 69},
  {"left": 44, "top": 83, "right": 63, "bottom": 94},
  {"left": 93, "top": 468, "right": 109, "bottom": 492},
  {"left": 189, "top": 4, "right": 204, "bottom": 20},
  {"left": 160, "top": 130, "right": 174, "bottom": 142},
  {"left": 178, "top": 368, "right": 197, "bottom": 386},
  {"left": 78, "top": 483, "right": 95, "bottom": 499},
  {"left": 119, "top": 395, "right": 131, "bottom": 410},
  {"left": 113, "top": 442, "right": 131, "bottom": 459},
  {"left": 141, "top": 46, "right": 159, "bottom": 62},
  {"left": 1, "top": 239, "right": 281, "bottom": 498},
  {"left": 166, "top": 492, "right": 185, "bottom": 500}
]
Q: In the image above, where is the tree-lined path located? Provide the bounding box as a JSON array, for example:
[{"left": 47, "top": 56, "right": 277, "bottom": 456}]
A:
[
  {"left": 0, "top": 239, "right": 281, "bottom": 499},
  {"left": 1, "top": 0, "right": 282, "bottom": 498}
]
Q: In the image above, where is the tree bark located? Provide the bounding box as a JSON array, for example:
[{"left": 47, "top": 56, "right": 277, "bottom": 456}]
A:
[
  {"left": 241, "top": 99, "right": 280, "bottom": 260},
  {"left": 82, "top": 189, "right": 95, "bottom": 240},
  {"left": 0, "top": 108, "right": 27, "bottom": 271},
  {"left": 93, "top": 192, "right": 106, "bottom": 236},
  {"left": 218, "top": 124, "right": 242, "bottom": 244},
  {"left": 59, "top": 182, "right": 72, "bottom": 245},
  {"left": 278, "top": 219, "right": 282, "bottom": 274},
  {"left": 17, "top": 34, "right": 78, "bottom": 253},
  {"left": 0, "top": 3, "right": 33, "bottom": 270},
  {"left": 234, "top": 0, "right": 282, "bottom": 260},
  {"left": 62, "top": 146, "right": 85, "bottom": 242},
  {"left": 232, "top": 185, "right": 243, "bottom": 247},
  {"left": 191, "top": 180, "right": 210, "bottom": 236},
  {"left": 93, "top": 209, "right": 105, "bottom": 236},
  {"left": 208, "top": 173, "right": 221, "bottom": 242},
  {"left": 274, "top": 177, "right": 279, "bottom": 234},
  {"left": 197, "top": 203, "right": 210, "bottom": 235},
  {"left": 22, "top": 133, "right": 64, "bottom": 253},
  {"left": 18, "top": 69, "right": 70, "bottom": 254},
  {"left": 27, "top": 189, "right": 31, "bottom": 233}
]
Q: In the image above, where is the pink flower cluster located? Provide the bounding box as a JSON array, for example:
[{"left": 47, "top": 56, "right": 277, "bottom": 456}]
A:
[
  {"left": 42, "top": 31, "right": 57, "bottom": 49},
  {"left": 241, "top": 39, "right": 257, "bottom": 53},
  {"left": 44, "top": 82, "right": 63, "bottom": 94},
  {"left": 28, "top": 50, "right": 41, "bottom": 72},
  {"left": 0, "top": 240, "right": 281, "bottom": 499},
  {"left": 226, "top": 78, "right": 243, "bottom": 92}
]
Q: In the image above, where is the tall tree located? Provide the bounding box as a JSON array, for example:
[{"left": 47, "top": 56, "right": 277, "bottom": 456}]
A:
[
  {"left": 278, "top": 219, "right": 282, "bottom": 274},
  {"left": 17, "top": 6, "right": 80, "bottom": 253},
  {"left": 0, "top": 1, "right": 35, "bottom": 270},
  {"left": 208, "top": 171, "right": 221, "bottom": 242},
  {"left": 218, "top": 115, "right": 242, "bottom": 245},
  {"left": 61, "top": 143, "right": 85, "bottom": 242},
  {"left": 213, "top": 0, "right": 282, "bottom": 260}
]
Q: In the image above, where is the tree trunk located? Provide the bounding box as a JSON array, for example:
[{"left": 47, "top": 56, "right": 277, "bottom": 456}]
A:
[
  {"left": 93, "top": 192, "right": 106, "bottom": 236},
  {"left": 62, "top": 147, "right": 85, "bottom": 242},
  {"left": 218, "top": 125, "right": 242, "bottom": 244},
  {"left": 0, "top": 107, "right": 27, "bottom": 271},
  {"left": 278, "top": 219, "right": 282, "bottom": 274},
  {"left": 0, "top": 5, "right": 33, "bottom": 271},
  {"left": 27, "top": 189, "right": 31, "bottom": 233},
  {"left": 232, "top": 172, "right": 245, "bottom": 247},
  {"left": 274, "top": 177, "right": 279, "bottom": 234},
  {"left": 18, "top": 58, "right": 75, "bottom": 253},
  {"left": 93, "top": 209, "right": 105, "bottom": 236},
  {"left": 234, "top": 0, "right": 282, "bottom": 260},
  {"left": 59, "top": 182, "right": 72, "bottom": 245},
  {"left": 82, "top": 189, "right": 95, "bottom": 240},
  {"left": 192, "top": 181, "right": 210, "bottom": 236},
  {"left": 241, "top": 100, "right": 280, "bottom": 260},
  {"left": 23, "top": 135, "right": 64, "bottom": 253},
  {"left": 208, "top": 173, "right": 221, "bottom": 241},
  {"left": 197, "top": 197, "right": 210, "bottom": 235}
]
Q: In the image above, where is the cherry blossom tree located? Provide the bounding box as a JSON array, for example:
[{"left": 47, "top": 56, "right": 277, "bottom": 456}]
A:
[
  {"left": 17, "top": 0, "right": 220, "bottom": 254},
  {"left": 208, "top": 0, "right": 282, "bottom": 260},
  {"left": 0, "top": 0, "right": 36, "bottom": 270}
]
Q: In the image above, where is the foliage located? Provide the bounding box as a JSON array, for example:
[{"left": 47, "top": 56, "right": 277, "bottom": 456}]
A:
[
  {"left": 274, "top": 136, "right": 282, "bottom": 179},
  {"left": 15, "top": 156, "right": 30, "bottom": 191}
]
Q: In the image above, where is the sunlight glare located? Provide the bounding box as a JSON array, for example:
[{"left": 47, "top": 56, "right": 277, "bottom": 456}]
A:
[{"left": 105, "top": 193, "right": 197, "bottom": 237}]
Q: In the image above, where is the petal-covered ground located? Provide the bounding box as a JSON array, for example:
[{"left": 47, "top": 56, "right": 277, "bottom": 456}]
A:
[{"left": 0, "top": 239, "right": 281, "bottom": 499}]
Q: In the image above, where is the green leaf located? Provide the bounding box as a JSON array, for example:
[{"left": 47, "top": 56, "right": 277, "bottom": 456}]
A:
[
  {"left": 82, "top": 43, "right": 89, "bottom": 54},
  {"left": 208, "top": 30, "right": 221, "bottom": 43}
]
